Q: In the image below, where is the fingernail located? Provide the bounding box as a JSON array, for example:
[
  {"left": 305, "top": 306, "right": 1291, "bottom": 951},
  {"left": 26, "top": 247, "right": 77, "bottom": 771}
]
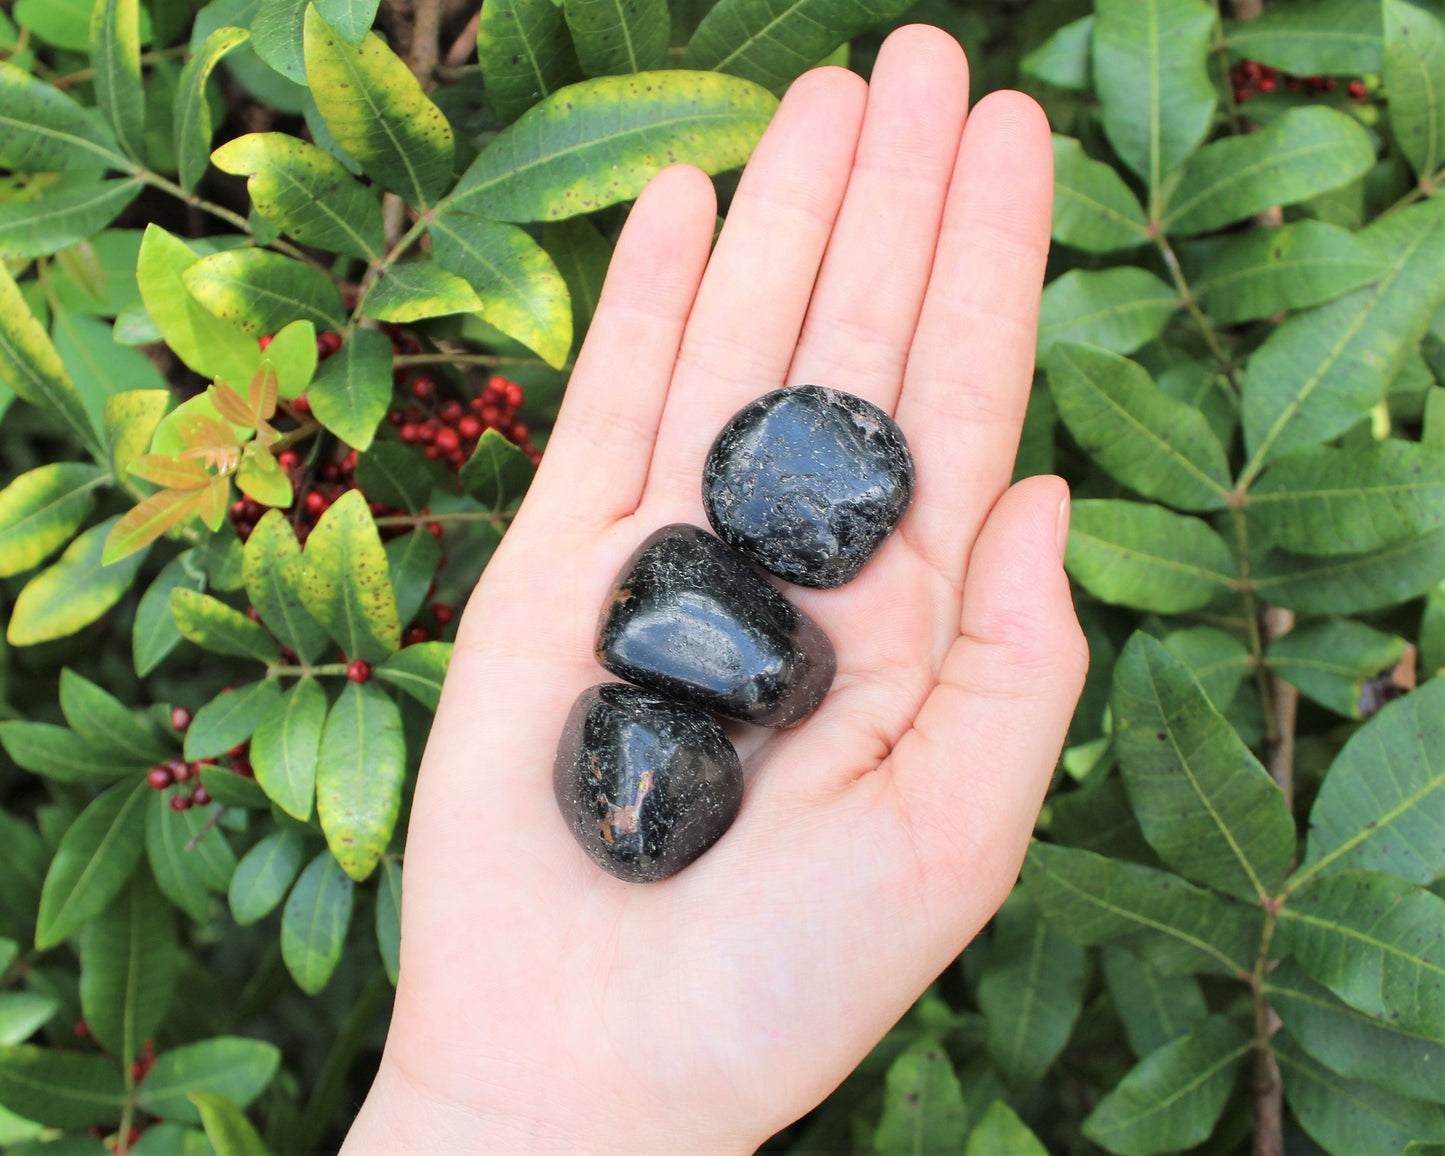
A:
[{"left": 1055, "top": 492, "right": 1071, "bottom": 563}]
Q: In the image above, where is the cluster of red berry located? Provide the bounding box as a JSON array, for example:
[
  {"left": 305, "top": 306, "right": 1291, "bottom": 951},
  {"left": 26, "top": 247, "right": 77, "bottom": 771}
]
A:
[
  {"left": 390, "top": 372, "right": 541, "bottom": 470},
  {"left": 1231, "top": 59, "right": 1368, "bottom": 104},
  {"left": 145, "top": 706, "right": 226, "bottom": 809}
]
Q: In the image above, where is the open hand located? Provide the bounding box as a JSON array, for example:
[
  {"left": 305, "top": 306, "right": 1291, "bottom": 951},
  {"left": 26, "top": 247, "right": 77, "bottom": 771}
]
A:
[{"left": 344, "top": 25, "right": 1086, "bottom": 1154}]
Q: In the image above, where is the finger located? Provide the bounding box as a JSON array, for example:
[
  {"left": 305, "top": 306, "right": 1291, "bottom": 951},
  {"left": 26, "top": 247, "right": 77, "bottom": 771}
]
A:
[
  {"left": 786, "top": 25, "right": 969, "bottom": 410},
  {"left": 893, "top": 91, "right": 1053, "bottom": 586},
  {"left": 642, "top": 66, "right": 868, "bottom": 506},
  {"left": 522, "top": 164, "right": 718, "bottom": 531},
  {"left": 886, "top": 475, "right": 1087, "bottom": 918}
]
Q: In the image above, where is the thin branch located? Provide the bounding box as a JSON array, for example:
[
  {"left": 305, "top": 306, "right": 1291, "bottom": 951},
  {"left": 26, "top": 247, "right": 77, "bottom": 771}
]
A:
[
  {"left": 445, "top": 8, "right": 482, "bottom": 67},
  {"left": 1155, "top": 237, "right": 1240, "bottom": 397},
  {"left": 392, "top": 352, "right": 555, "bottom": 370},
  {"left": 1262, "top": 606, "right": 1297, "bottom": 810},
  {"left": 184, "top": 805, "right": 226, "bottom": 852},
  {"left": 410, "top": 0, "right": 444, "bottom": 87}
]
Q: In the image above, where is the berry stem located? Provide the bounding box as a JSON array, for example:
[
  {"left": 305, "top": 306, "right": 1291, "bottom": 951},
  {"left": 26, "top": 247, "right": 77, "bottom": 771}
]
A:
[
  {"left": 268, "top": 663, "right": 352, "bottom": 679},
  {"left": 373, "top": 510, "right": 515, "bottom": 527},
  {"left": 183, "top": 805, "right": 226, "bottom": 853},
  {"left": 392, "top": 353, "right": 559, "bottom": 370}
]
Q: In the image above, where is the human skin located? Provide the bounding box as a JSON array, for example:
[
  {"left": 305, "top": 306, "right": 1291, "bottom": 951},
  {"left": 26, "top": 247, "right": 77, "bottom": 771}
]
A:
[{"left": 342, "top": 24, "right": 1086, "bottom": 1154}]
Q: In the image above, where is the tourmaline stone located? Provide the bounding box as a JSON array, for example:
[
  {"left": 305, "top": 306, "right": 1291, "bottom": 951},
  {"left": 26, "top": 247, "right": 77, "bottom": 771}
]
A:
[
  {"left": 596, "top": 524, "right": 836, "bottom": 728},
  {"left": 554, "top": 683, "right": 744, "bottom": 883},
  {"left": 702, "top": 384, "right": 917, "bottom": 589}
]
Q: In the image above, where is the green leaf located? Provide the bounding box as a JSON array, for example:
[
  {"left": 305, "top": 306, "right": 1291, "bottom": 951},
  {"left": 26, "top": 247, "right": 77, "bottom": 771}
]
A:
[
  {"left": 185, "top": 681, "right": 284, "bottom": 762},
  {"left": 9, "top": 516, "right": 148, "bottom": 647},
  {"left": 1266, "top": 958, "right": 1445, "bottom": 1106},
  {"left": 59, "top": 669, "right": 169, "bottom": 765},
  {"left": 1112, "top": 632, "right": 1294, "bottom": 902},
  {"left": 176, "top": 26, "right": 251, "bottom": 192},
  {"left": 353, "top": 443, "right": 432, "bottom": 513},
  {"left": 250, "top": 678, "right": 325, "bottom": 821},
  {"left": 152, "top": 788, "right": 234, "bottom": 894},
  {"left": 35, "top": 779, "right": 149, "bottom": 950},
  {"left": 299, "top": 489, "right": 400, "bottom": 661},
  {"left": 0, "top": 811, "right": 47, "bottom": 938},
  {"left": 130, "top": 1122, "right": 226, "bottom": 1155},
  {"left": 1022, "top": 15, "right": 1093, "bottom": 92},
  {"left": 91, "top": 0, "right": 145, "bottom": 161},
  {"left": 1160, "top": 626, "right": 1251, "bottom": 712},
  {"left": 136, "top": 225, "right": 261, "bottom": 385},
  {"left": 134, "top": 550, "right": 206, "bottom": 676},
  {"left": 1101, "top": 946, "right": 1208, "bottom": 1060},
  {"left": 281, "top": 849, "right": 353, "bottom": 995},
  {"left": 1275, "top": 1031, "right": 1445, "bottom": 1154},
  {"left": 1266, "top": 619, "right": 1407, "bottom": 719},
  {"left": 1386, "top": 0, "right": 1445, "bottom": 180},
  {"left": 1278, "top": 870, "right": 1445, "bottom": 1040},
  {"left": 1241, "top": 198, "right": 1445, "bottom": 472},
  {"left": 430, "top": 212, "right": 572, "bottom": 368},
  {"left": 1064, "top": 500, "right": 1235, "bottom": 614},
  {"left": 1250, "top": 439, "right": 1445, "bottom": 557},
  {"left": 376, "top": 641, "right": 451, "bottom": 711},
  {"left": 251, "top": 0, "right": 308, "bottom": 83},
  {"left": 873, "top": 1041, "right": 970, "bottom": 1156},
  {"left": 976, "top": 892, "right": 1084, "bottom": 1087},
  {"left": 1092, "top": 0, "right": 1216, "bottom": 193},
  {"left": 191, "top": 1090, "right": 272, "bottom": 1156},
  {"left": 184, "top": 248, "right": 347, "bottom": 336},
  {"left": 1022, "top": 843, "right": 1259, "bottom": 978},
  {"left": 964, "top": 1101, "right": 1047, "bottom": 1156},
  {"left": 170, "top": 588, "right": 282, "bottom": 664},
  {"left": 475, "top": 0, "right": 582, "bottom": 123},
  {"left": 303, "top": 6, "right": 454, "bottom": 209},
  {"left": 1036, "top": 269, "right": 1179, "bottom": 361},
  {"left": 1081, "top": 1016, "right": 1250, "bottom": 1156},
  {"left": 0, "top": 61, "right": 124, "bottom": 171},
  {"left": 383, "top": 526, "right": 441, "bottom": 626},
  {"left": 0, "top": 1044, "right": 125, "bottom": 1128},
  {"left": 450, "top": 70, "right": 777, "bottom": 222},
  {"left": 361, "top": 260, "right": 483, "bottom": 324},
  {"left": 137, "top": 1037, "right": 281, "bottom": 1125},
  {"left": 0, "top": 722, "right": 139, "bottom": 782},
  {"left": 683, "top": 0, "right": 910, "bottom": 93},
  {"left": 199, "top": 766, "right": 270, "bottom": 810},
  {"left": 211, "top": 132, "right": 383, "bottom": 261},
  {"left": 307, "top": 327, "right": 392, "bottom": 452},
  {"left": 104, "top": 389, "right": 171, "bottom": 482},
  {"left": 375, "top": 856, "right": 400, "bottom": 984},
  {"left": 316, "top": 680, "right": 404, "bottom": 882},
  {"left": 0, "top": 178, "right": 143, "bottom": 261},
  {"left": 1195, "top": 220, "right": 1389, "bottom": 326},
  {"left": 0, "top": 463, "right": 104, "bottom": 579},
  {"left": 54, "top": 309, "right": 169, "bottom": 451},
  {"left": 79, "top": 869, "right": 175, "bottom": 1068},
  {"left": 144, "top": 789, "right": 210, "bottom": 922},
  {"left": 313, "top": 0, "right": 379, "bottom": 44},
  {"left": 1047, "top": 343, "right": 1230, "bottom": 512},
  {"left": 542, "top": 215, "right": 612, "bottom": 350},
  {"left": 1296, "top": 679, "right": 1445, "bottom": 886},
  {"left": 1051, "top": 136, "right": 1149, "bottom": 255},
  {"left": 565, "top": 0, "right": 668, "bottom": 77},
  {"left": 1251, "top": 525, "right": 1445, "bottom": 614},
  {"left": 243, "top": 509, "right": 329, "bottom": 664},
  {"left": 0, "top": 261, "right": 103, "bottom": 459},
  {"left": 229, "top": 829, "right": 306, "bottom": 925},
  {"left": 1225, "top": 0, "right": 1382, "bottom": 75},
  {"left": 1161, "top": 107, "right": 1375, "bottom": 236},
  {"left": 0, "top": 992, "right": 58, "bottom": 1046},
  {"left": 259, "top": 318, "right": 317, "bottom": 401},
  {"left": 459, "top": 427, "right": 536, "bottom": 509}
]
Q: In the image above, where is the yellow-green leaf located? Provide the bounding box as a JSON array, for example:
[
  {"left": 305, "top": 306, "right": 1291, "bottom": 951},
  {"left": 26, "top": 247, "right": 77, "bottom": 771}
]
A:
[
  {"left": 0, "top": 60, "right": 124, "bottom": 171},
  {"left": 170, "top": 588, "right": 281, "bottom": 663},
  {"left": 250, "top": 677, "right": 325, "bottom": 821},
  {"left": 360, "top": 260, "right": 482, "bottom": 324},
  {"left": 281, "top": 849, "right": 353, "bottom": 994},
  {"left": 476, "top": 0, "right": 581, "bottom": 123},
  {"left": 90, "top": 0, "right": 145, "bottom": 161},
  {"left": 184, "top": 248, "right": 347, "bottom": 335},
  {"left": 316, "top": 680, "right": 404, "bottom": 881},
  {"left": 191, "top": 1090, "right": 272, "bottom": 1156},
  {"left": 175, "top": 26, "right": 250, "bottom": 192},
  {"left": 375, "top": 641, "right": 451, "bottom": 710},
  {"left": 9, "top": 516, "right": 149, "bottom": 646},
  {"left": 242, "top": 509, "right": 329, "bottom": 663},
  {"left": 298, "top": 489, "right": 400, "bottom": 661},
  {"left": 103, "top": 389, "right": 171, "bottom": 482},
  {"left": 0, "top": 462, "right": 105, "bottom": 578}
]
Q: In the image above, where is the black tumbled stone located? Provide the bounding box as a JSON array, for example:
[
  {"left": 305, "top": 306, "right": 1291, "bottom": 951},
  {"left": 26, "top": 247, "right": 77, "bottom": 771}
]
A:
[
  {"left": 702, "top": 384, "right": 917, "bottom": 589},
  {"left": 554, "top": 683, "right": 743, "bottom": 883},
  {"left": 596, "top": 524, "right": 836, "bottom": 728}
]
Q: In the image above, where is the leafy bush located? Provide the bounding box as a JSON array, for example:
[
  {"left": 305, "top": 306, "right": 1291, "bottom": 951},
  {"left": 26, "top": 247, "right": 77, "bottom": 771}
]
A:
[{"left": 0, "top": 0, "right": 1443, "bottom": 1152}]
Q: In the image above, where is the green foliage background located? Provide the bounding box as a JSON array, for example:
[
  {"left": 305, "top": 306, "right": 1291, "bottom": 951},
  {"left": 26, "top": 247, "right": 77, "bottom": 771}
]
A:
[{"left": 2, "top": 0, "right": 1445, "bottom": 1152}]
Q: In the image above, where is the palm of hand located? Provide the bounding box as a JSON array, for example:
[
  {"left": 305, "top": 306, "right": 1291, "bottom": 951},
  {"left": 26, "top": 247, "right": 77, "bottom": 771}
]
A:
[{"left": 350, "top": 27, "right": 1086, "bottom": 1155}]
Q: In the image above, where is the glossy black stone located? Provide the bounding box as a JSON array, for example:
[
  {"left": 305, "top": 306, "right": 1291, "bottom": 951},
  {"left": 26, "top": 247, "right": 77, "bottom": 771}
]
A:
[
  {"left": 596, "top": 524, "right": 836, "bottom": 728},
  {"left": 554, "top": 683, "right": 744, "bottom": 883},
  {"left": 702, "top": 384, "right": 917, "bottom": 589}
]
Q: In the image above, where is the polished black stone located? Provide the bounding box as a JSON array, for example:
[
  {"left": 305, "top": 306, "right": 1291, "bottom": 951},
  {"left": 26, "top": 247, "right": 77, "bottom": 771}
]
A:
[
  {"left": 702, "top": 384, "right": 916, "bottom": 589},
  {"left": 554, "top": 683, "right": 743, "bottom": 883},
  {"left": 596, "top": 524, "right": 836, "bottom": 728}
]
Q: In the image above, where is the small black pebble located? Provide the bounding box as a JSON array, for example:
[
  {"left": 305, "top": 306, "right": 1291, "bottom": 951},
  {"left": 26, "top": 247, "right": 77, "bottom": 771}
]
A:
[
  {"left": 554, "top": 683, "right": 743, "bottom": 883},
  {"left": 702, "top": 384, "right": 916, "bottom": 589},
  {"left": 596, "top": 524, "right": 836, "bottom": 727}
]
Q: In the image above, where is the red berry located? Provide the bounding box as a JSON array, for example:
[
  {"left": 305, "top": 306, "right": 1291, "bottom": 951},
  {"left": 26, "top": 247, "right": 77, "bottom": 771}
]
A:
[
  {"left": 173, "top": 761, "right": 194, "bottom": 783},
  {"left": 427, "top": 521, "right": 443, "bottom": 538},
  {"left": 232, "top": 758, "right": 254, "bottom": 778},
  {"left": 192, "top": 786, "right": 212, "bottom": 807},
  {"left": 418, "top": 421, "right": 439, "bottom": 444},
  {"left": 344, "top": 450, "right": 358, "bottom": 473},
  {"left": 246, "top": 605, "right": 260, "bottom": 622},
  {"left": 147, "top": 766, "right": 174, "bottom": 790},
  {"left": 446, "top": 449, "right": 467, "bottom": 469},
  {"left": 170, "top": 706, "right": 192, "bottom": 731},
  {"left": 1235, "top": 87, "right": 1253, "bottom": 103},
  {"left": 402, "top": 627, "right": 429, "bottom": 646},
  {"left": 388, "top": 409, "right": 405, "bottom": 425},
  {"left": 321, "top": 461, "right": 341, "bottom": 482},
  {"left": 305, "top": 491, "right": 327, "bottom": 515},
  {"left": 400, "top": 422, "right": 421, "bottom": 443},
  {"left": 424, "top": 445, "right": 442, "bottom": 460},
  {"left": 480, "top": 404, "right": 502, "bottom": 426},
  {"left": 228, "top": 743, "right": 248, "bottom": 758},
  {"left": 1348, "top": 79, "right": 1367, "bottom": 100},
  {"left": 317, "top": 331, "right": 343, "bottom": 358},
  {"left": 439, "top": 399, "right": 463, "bottom": 423},
  {"left": 504, "top": 382, "right": 524, "bottom": 407},
  {"left": 75, "top": 1020, "right": 90, "bottom": 1039},
  {"left": 259, "top": 335, "right": 274, "bottom": 351},
  {"left": 292, "top": 394, "right": 311, "bottom": 415},
  {"left": 278, "top": 450, "right": 299, "bottom": 469},
  {"left": 169, "top": 794, "right": 192, "bottom": 812},
  {"left": 469, "top": 395, "right": 485, "bottom": 412},
  {"left": 431, "top": 602, "right": 454, "bottom": 626},
  {"left": 412, "top": 376, "right": 437, "bottom": 401},
  {"left": 435, "top": 427, "right": 460, "bottom": 453},
  {"left": 1257, "top": 76, "right": 1277, "bottom": 93},
  {"left": 458, "top": 416, "right": 482, "bottom": 440},
  {"left": 509, "top": 422, "right": 529, "bottom": 443},
  {"left": 347, "top": 659, "right": 371, "bottom": 683}
]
